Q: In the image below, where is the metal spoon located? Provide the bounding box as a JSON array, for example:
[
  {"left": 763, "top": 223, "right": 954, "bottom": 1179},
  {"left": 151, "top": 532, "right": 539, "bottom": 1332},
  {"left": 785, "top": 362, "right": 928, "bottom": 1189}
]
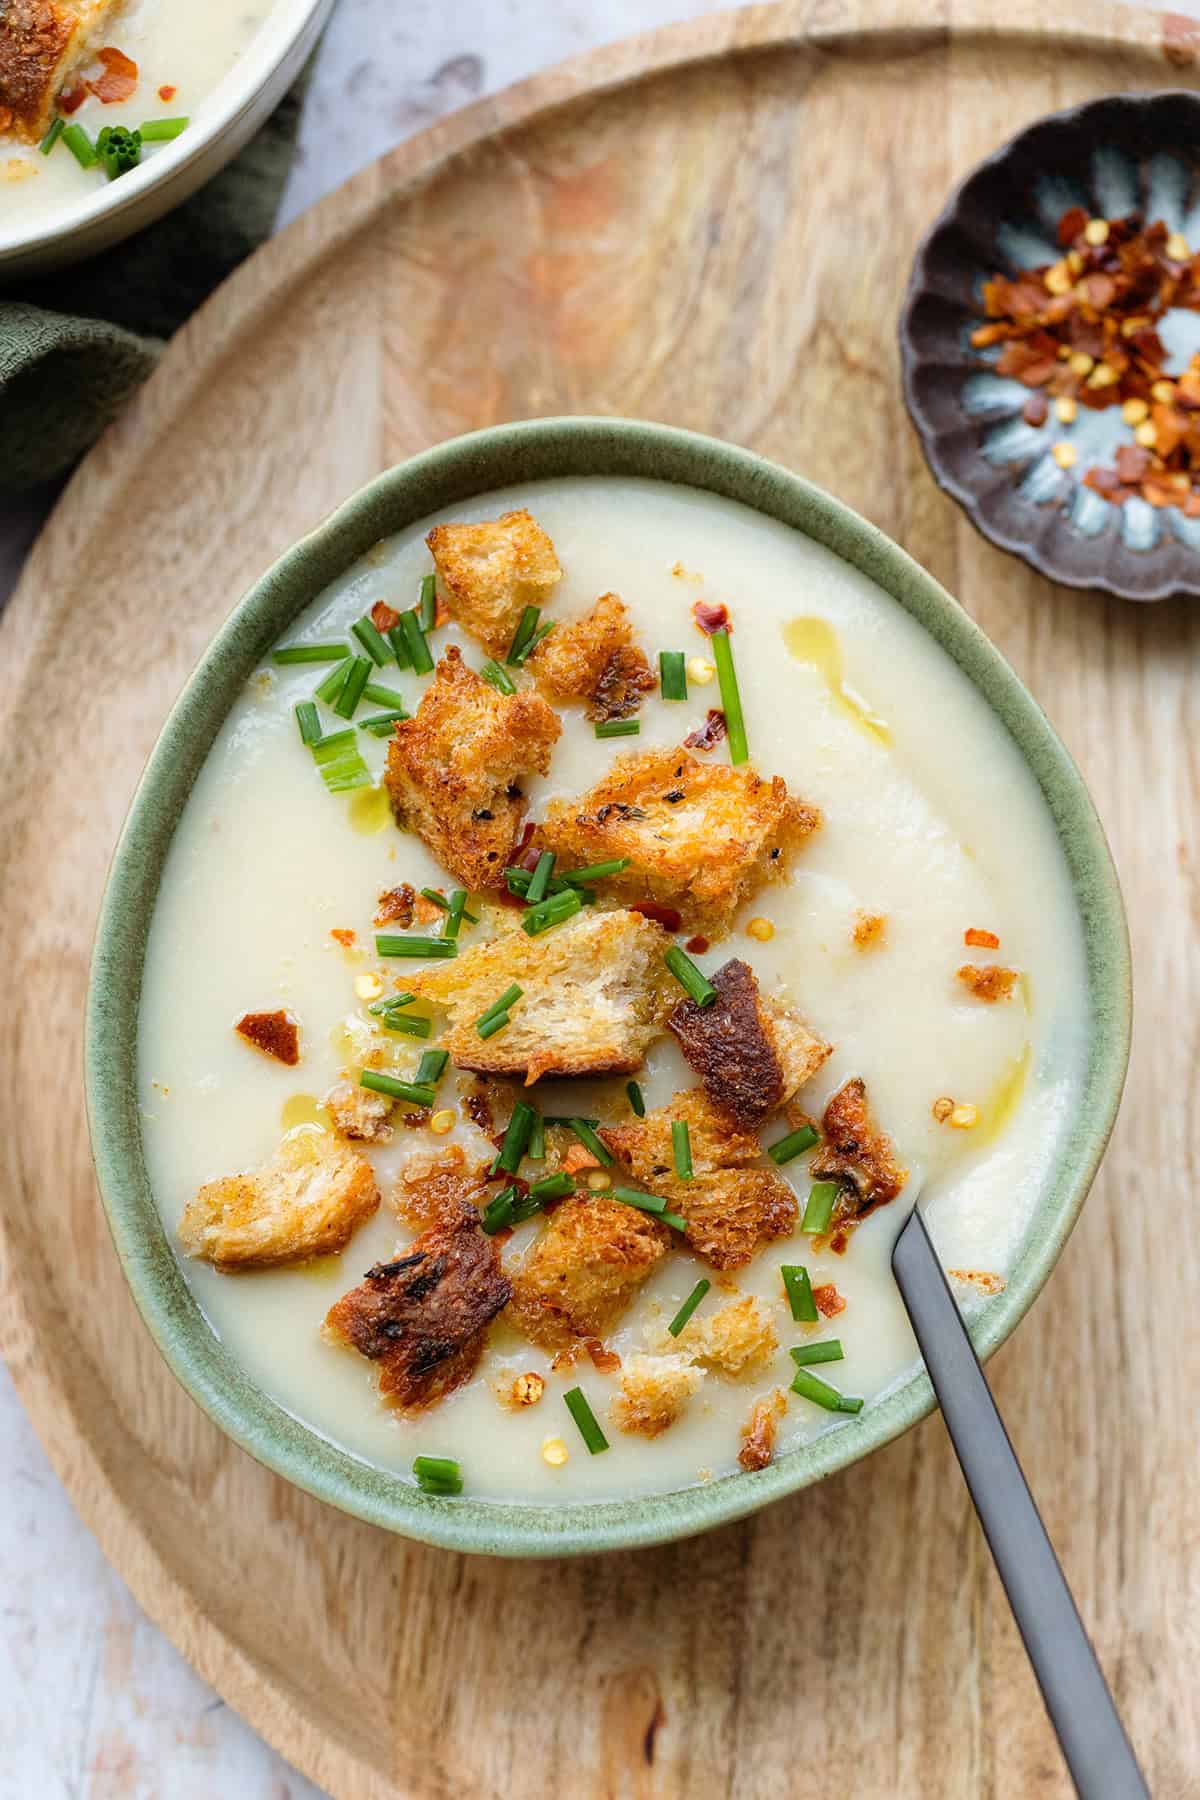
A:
[{"left": 892, "top": 1203, "right": 1148, "bottom": 1799}]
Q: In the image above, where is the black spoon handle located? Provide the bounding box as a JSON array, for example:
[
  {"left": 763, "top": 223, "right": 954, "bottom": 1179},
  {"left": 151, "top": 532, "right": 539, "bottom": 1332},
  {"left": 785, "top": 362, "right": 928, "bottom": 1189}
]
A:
[{"left": 892, "top": 1208, "right": 1148, "bottom": 1800}]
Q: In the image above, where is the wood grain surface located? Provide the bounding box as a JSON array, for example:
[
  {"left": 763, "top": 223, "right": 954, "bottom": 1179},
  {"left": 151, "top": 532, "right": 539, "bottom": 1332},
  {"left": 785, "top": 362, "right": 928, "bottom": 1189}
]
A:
[{"left": 1, "top": 2, "right": 1197, "bottom": 1794}]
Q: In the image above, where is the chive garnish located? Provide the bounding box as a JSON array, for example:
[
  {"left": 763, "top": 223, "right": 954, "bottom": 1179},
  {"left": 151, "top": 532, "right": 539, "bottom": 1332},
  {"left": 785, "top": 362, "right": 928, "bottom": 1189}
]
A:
[
  {"left": 659, "top": 650, "right": 687, "bottom": 701},
  {"left": 412, "top": 1454, "right": 463, "bottom": 1494},
  {"left": 541, "top": 1116, "right": 600, "bottom": 1129},
  {"left": 310, "top": 729, "right": 370, "bottom": 792},
  {"left": 374, "top": 1010, "right": 431, "bottom": 1038},
  {"left": 612, "top": 1186, "right": 668, "bottom": 1215},
  {"left": 711, "top": 630, "right": 748, "bottom": 765},
  {"left": 563, "top": 1386, "right": 609, "bottom": 1455},
  {"left": 661, "top": 1212, "right": 688, "bottom": 1232},
  {"left": 352, "top": 616, "right": 393, "bottom": 666},
  {"left": 418, "top": 573, "right": 437, "bottom": 632},
  {"left": 767, "top": 1123, "right": 819, "bottom": 1166},
  {"left": 667, "top": 1278, "right": 710, "bottom": 1337},
  {"left": 139, "top": 116, "right": 189, "bottom": 140},
  {"left": 595, "top": 719, "right": 640, "bottom": 739},
  {"left": 477, "top": 1012, "right": 508, "bottom": 1040},
  {"left": 358, "top": 712, "right": 406, "bottom": 735},
  {"left": 415, "top": 1048, "right": 449, "bottom": 1086},
  {"left": 360, "top": 1070, "right": 436, "bottom": 1107},
  {"left": 791, "top": 1340, "right": 845, "bottom": 1367},
  {"left": 419, "top": 887, "right": 478, "bottom": 925},
  {"left": 314, "top": 657, "right": 353, "bottom": 706},
  {"left": 664, "top": 946, "right": 716, "bottom": 1007},
  {"left": 494, "top": 1100, "right": 536, "bottom": 1174},
  {"left": 397, "top": 609, "right": 434, "bottom": 675},
  {"left": 505, "top": 605, "right": 541, "bottom": 666},
  {"left": 62, "top": 123, "right": 97, "bottom": 168},
  {"left": 522, "top": 888, "right": 583, "bottom": 936},
  {"left": 790, "top": 1367, "right": 863, "bottom": 1413},
  {"left": 375, "top": 934, "right": 458, "bottom": 958},
  {"left": 479, "top": 659, "right": 516, "bottom": 695},
  {"left": 525, "top": 851, "right": 555, "bottom": 905},
  {"left": 388, "top": 626, "right": 412, "bottom": 670},
  {"left": 333, "top": 655, "right": 372, "bottom": 719},
  {"left": 443, "top": 888, "right": 471, "bottom": 940},
  {"left": 481, "top": 1186, "right": 518, "bottom": 1233},
  {"left": 672, "top": 1119, "right": 694, "bottom": 1181},
  {"left": 528, "top": 1172, "right": 574, "bottom": 1204},
  {"left": 364, "top": 682, "right": 406, "bottom": 709},
  {"left": 294, "top": 701, "right": 321, "bottom": 745},
  {"left": 801, "top": 1181, "right": 839, "bottom": 1235},
  {"left": 505, "top": 866, "right": 597, "bottom": 906},
  {"left": 626, "top": 1080, "right": 646, "bottom": 1117},
  {"left": 566, "top": 1118, "right": 614, "bottom": 1167},
  {"left": 368, "top": 993, "right": 415, "bottom": 1014},
  {"left": 528, "top": 1111, "right": 545, "bottom": 1161},
  {"left": 561, "top": 858, "right": 630, "bottom": 884},
  {"left": 781, "top": 1264, "right": 818, "bottom": 1323},
  {"left": 475, "top": 984, "right": 522, "bottom": 1033},
  {"left": 39, "top": 117, "right": 66, "bottom": 154},
  {"left": 273, "top": 642, "right": 350, "bottom": 665}
]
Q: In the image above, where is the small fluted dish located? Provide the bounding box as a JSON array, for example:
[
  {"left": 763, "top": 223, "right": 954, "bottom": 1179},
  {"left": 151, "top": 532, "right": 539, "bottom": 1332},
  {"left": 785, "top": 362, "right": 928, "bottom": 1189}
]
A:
[{"left": 900, "top": 91, "right": 1200, "bottom": 602}]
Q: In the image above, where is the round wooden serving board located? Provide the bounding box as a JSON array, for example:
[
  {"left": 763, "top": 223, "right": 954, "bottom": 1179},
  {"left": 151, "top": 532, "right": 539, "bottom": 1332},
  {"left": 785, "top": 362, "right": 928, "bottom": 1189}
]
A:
[{"left": 2, "top": 3, "right": 1198, "bottom": 1793}]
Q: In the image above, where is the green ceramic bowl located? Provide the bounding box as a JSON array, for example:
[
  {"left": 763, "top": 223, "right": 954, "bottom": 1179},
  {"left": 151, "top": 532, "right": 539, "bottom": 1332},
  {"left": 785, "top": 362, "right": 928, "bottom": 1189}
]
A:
[{"left": 86, "top": 418, "right": 1130, "bottom": 1557}]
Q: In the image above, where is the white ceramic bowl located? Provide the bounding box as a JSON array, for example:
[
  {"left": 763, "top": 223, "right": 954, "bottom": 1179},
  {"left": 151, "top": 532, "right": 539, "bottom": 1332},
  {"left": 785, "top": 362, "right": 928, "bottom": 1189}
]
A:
[{"left": 0, "top": 0, "right": 333, "bottom": 279}]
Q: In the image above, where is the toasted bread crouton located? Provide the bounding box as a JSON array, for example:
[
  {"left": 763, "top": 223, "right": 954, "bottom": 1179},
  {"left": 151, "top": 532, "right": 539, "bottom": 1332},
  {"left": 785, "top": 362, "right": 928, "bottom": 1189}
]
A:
[
  {"left": 324, "top": 1209, "right": 510, "bottom": 1411},
  {"left": 235, "top": 1009, "right": 300, "bottom": 1066},
  {"left": 529, "top": 593, "right": 656, "bottom": 721},
  {"left": 603, "top": 1089, "right": 797, "bottom": 1271},
  {"left": 669, "top": 958, "right": 830, "bottom": 1130},
  {"left": 956, "top": 963, "right": 1019, "bottom": 1003},
  {"left": 179, "top": 1129, "right": 379, "bottom": 1268},
  {"left": 392, "top": 1159, "right": 489, "bottom": 1231},
  {"left": 375, "top": 883, "right": 416, "bottom": 927},
  {"left": 426, "top": 509, "right": 562, "bottom": 657},
  {"left": 536, "top": 748, "right": 819, "bottom": 936},
  {"left": 610, "top": 1353, "right": 703, "bottom": 1438},
  {"left": 402, "top": 907, "right": 672, "bottom": 1084},
  {"left": 384, "top": 648, "right": 560, "bottom": 889},
  {"left": 0, "top": 0, "right": 117, "bottom": 143},
  {"left": 810, "top": 1077, "right": 907, "bottom": 1234},
  {"left": 738, "top": 1389, "right": 787, "bottom": 1472},
  {"left": 679, "top": 1295, "right": 777, "bottom": 1377},
  {"left": 507, "top": 1195, "right": 671, "bottom": 1350},
  {"left": 324, "top": 1079, "right": 393, "bottom": 1143}
]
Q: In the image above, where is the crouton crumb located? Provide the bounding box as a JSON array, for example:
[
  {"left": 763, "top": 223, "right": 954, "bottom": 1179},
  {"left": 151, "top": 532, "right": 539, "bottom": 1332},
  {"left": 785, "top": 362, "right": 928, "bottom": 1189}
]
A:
[
  {"left": 948, "top": 1269, "right": 1006, "bottom": 1296},
  {"left": 677, "top": 1295, "right": 777, "bottom": 1376},
  {"left": 809, "top": 1078, "right": 907, "bottom": 1238},
  {"left": 611, "top": 1353, "right": 703, "bottom": 1437},
  {"left": 957, "top": 963, "right": 1019, "bottom": 1003},
  {"left": 738, "top": 1389, "right": 787, "bottom": 1472},
  {"left": 235, "top": 1010, "right": 300, "bottom": 1066},
  {"left": 324, "top": 1079, "right": 393, "bottom": 1142},
  {"left": 853, "top": 911, "right": 887, "bottom": 949}
]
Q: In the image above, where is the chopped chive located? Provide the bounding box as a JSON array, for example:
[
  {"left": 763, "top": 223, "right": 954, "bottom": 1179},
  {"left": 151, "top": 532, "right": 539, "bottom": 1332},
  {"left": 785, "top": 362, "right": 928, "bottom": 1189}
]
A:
[
  {"left": 661, "top": 1211, "right": 688, "bottom": 1233},
  {"left": 672, "top": 1119, "right": 694, "bottom": 1181},
  {"left": 39, "top": 117, "right": 66, "bottom": 154},
  {"left": 781, "top": 1264, "right": 818, "bottom": 1323},
  {"left": 528, "top": 1111, "right": 545, "bottom": 1161},
  {"left": 360, "top": 1070, "right": 436, "bottom": 1106},
  {"left": 421, "top": 887, "right": 451, "bottom": 912},
  {"left": 475, "top": 984, "right": 522, "bottom": 1032},
  {"left": 477, "top": 1011, "right": 509, "bottom": 1040},
  {"left": 272, "top": 642, "right": 350, "bottom": 665},
  {"left": 767, "top": 1123, "right": 819, "bottom": 1166},
  {"left": 62, "top": 123, "right": 96, "bottom": 168},
  {"left": 522, "top": 888, "right": 583, "bottom": 936},
  {"left": 368, "top": 993, "right": 415, "bottom": 1014},
  {"left": 310, "top": 727, "right": 370, "bottom": 792},
  {"left": 626, "top": 1080, "right": 646, "bottom": 1117},
  {"left": 494, "top": 1100, "right": 536, "bottom": 1174},
  {"left": 664, "top": 946, "right": 716, "bottom": 1007},
  {"left": 375, "top": 935, "right": 458, "bottom": 958},
  {"left": 311, "top": 728, "right": 356, "bottom": 756},
  {"left": 314, "top": 657, "right": 353, "bottom": 705},
  {"left": 294, "top": 701, "right": 321, "bottom": 745},
  {"left": 566, "top": 1118, "right": 614, "bottom": 1167},
  {"left": 791, "top": 1339, "right": 845, "bottom": 1367},
  {"left": 481, "top": 1186, "right": 518, "bottom": 1234},
  {"left": 541, "top": 1116, "right": 600, "bottom": 1129},
  {"left": 364, "top": 682, "right": 406, "bottom": 709},
  {"left": 801, "top": 1181, "right": 839, "bottom": 1235},
  {"left": 563, "top": 1386, "right": 609, "bottom": 1455},
  {"left": 528, "top": 1172, "right": 574, "bottom": 1203},
  {"left": 667, "top": 1278, "right": 710, "bottom": 1337},
  {"left": 659, "top": 650, "right": 687, "bottom": 701},
  {"left": 443, "top": 888, "right": 471, "bottom": 940},
  {"left": 711, "top": 630, "right": 748, "bottom": 765},
  {"left": 415, "top": 1048, "right": 449, "bottom": 1086},
  {"left": 387, "top": 626, "right": 412, "bottom": 670},
  {"left": 375, "top": 1011, "right": 432, "bottom": 1038},
  {"left": 397, "top": 609, "right": 434, "bottom": 675},
  {"left": 418, "top": 573, "right": 437, "bottom": 632},
  {"left": 561, "top": 858, "right": 631, "bottom": 884},
  {"left": 505, "top": 605, "right": 541, "bottom": 666},
  {"left": 479, "top": 659, "right": 516, "bottom": 695},
  {"left": 139, "top": 116, "right": 189, "bottom": 141},
  {"left": 595, "top": 719, "right": 640, "bottom": 739},
  {"left": 358, "top": 712, "right": 406, "bottom": 735},
  {"left": 333, "top": 655, "right": 372, "bottom": 719},
  {"left": 352, "top": 617, "right": 393, "bottom": 666},
  {"left": 528, "top": 620, "right": 556, "bottom": 655},
  {"left": 525, "top": 851, "right": 555, "bottom": 905},
  {"left": 612, "top": 1185, "right": 667, "bottom": 1216},
  {"left": 790, "top": 1367, "right": 863, "bottom": 1413}
]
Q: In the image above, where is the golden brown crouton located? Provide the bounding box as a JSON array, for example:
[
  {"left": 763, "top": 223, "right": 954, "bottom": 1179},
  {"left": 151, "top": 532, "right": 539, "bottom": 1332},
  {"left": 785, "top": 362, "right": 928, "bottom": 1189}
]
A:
[
  {"left": 324, "top": 1209, "right": 510, "bottom": 1411},
  {"left": 668, "top": 958, "right": 830, "bottom": 1131},
  {"left": 603, "top": 1089, "right": 797, "bottom": 1271},
  {"left": 391, "top": 1160, "right": 489, "bottom": 1231},
  {"left": 610, "top": 1353, "right": 703, "bottom": 1438},
  {"left": 810, "top": 1077, "right": 907, "bottom": 1237},
  {"left": 853, "top": 911, "right": 887, "bottom": 950},
  {"left": 678, "top": 1295, "right": 777, "bottom": 1377},
  {"left": 402, "top": 907, "right": 673, "bottom": 1084},
  {"left": 507, "top": 1195, "right": 671, "bottom": 1350},
  {"left": 384, "top": 647, "right": 561, "bottom": 889},
  {"left": 738, "top": 1389, "right": 787, "bottom": 1472},
  {"left": 179, "top": 1129, "right": 379, "bottom": 1269},
  {"left": 956, "top": 963, "right": 1019, "bottom": 1003},
  {"left": 529, "top": 593, "right": 656, "bottom": 721},
  {"left": 426, "top": 509, "right": 562, "bottom": 657},
  {"left": 234, "top": 1009, "right": 300, "bottom": 1065},
  {"left": 324, "top": 1079, "right": 393, "bottom": 1143},
  {"left": 0, "top": 0, "right": 115, "bottom": 142},
  {"left": 536, "top": 748, "right": 819, "bottom": 936}
]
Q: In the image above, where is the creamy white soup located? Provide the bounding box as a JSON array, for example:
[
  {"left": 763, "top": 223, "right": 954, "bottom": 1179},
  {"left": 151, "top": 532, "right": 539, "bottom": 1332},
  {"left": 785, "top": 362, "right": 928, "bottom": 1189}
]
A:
[{"left": 137, "top": 477, "right": 1089, "bottom": 1503}]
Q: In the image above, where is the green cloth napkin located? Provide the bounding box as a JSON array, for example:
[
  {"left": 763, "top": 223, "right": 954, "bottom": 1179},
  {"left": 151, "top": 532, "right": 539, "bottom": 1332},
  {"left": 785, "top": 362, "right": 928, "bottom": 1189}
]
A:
[{"left": 0, "top": 79, "right": 305, "bottom": 493}]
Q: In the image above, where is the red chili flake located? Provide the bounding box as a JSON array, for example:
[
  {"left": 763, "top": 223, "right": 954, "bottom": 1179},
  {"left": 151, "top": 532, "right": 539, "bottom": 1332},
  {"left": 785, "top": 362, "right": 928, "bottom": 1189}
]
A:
[
  {"left": 628, "top": 899, "right": 683, "bottom": 932},
  {"left": 330, "top": 927, "right": 356, "bottom": 948},
  {"left": 585, "top": 1339, "right": 621, "bottom": 1373},
  {"left": 58, "top": 81, "right": 87, "bottom": 114},
  {"left": 813, "top": 1283, "right": 846, "bottom": 1318},
  {"left": 691, "top": 599, "right": 730, "bottom": 636},
  {"left": 1022, "top": 394, "right": 1048, "bottom": 426},
  {"left": 964, "top": 927, "right": 1000, "bottom": 950},
  {"left": 158, "top": 83, "right": 177, "bottom": 102},
  {"left": 1057, "top": 206, "right": 1089, "bottom": 247},
  {"left": 371, "top": 600, "right": 400, "bottom": 632},
  {"left": 88, "top": 47, "right": 139, "bottom": 104},
  {"left": 685, "top": 935, "right": 709, "bottom": 954},
  {"left": 683, "top": 709, "right": 727, "bottom": 751},
  {"left": 235, "top": 1010, "right": 300, "bottom": 1066}
]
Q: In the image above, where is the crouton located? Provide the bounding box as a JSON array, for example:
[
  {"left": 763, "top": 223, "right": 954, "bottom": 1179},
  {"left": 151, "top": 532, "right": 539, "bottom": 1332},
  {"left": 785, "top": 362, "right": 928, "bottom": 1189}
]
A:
[
  {"left": 536, "top": 748, "right": 819, "bottom": 936},
  {"left": 507, "top": 1195, "right": 671, "bottom": 1350},
  {"left": 738, "top": 1389, "right": 787, "bottom": 1472},
  {"left": 391, "top": 1160, "right": 489, "bottom": 1231},
  {"left": 324, "top": 1209, "right": 510, "bottom": 1411},
  {"left": 810, "top": 1077, "right": 907, "bottom": 1235},
  {"left": 324, "top": 1079, "right": 393, "bottom": 1143},
  {"left": 603, "top": 1089, "right": 797, "bottom": 1271},
  {"left": 0, "top": 0, "right": 118, "bottom": 143},
  {"left": 402, "top": 907, "right": 673, "bottom": 1084},
  {"left": 678, "top": 1295, "right": 777, "bottom": 1377},
  {"left": 610, "top": 1353, "right": 703, "bottom": 1438},
  {"left": 529, "top": 592, "right": 656, "bottom": 721},
  {"left": 668, "top": 958, "right": 830, "bottom": 1131},
  {"left": 853, "top": 911, "right": 887, "bottom": 949},
  {"left": 426, "top": 509, "right": 562, "bottom": 657},
  {"left": 179, "top": 1129, "right": 379, "bottom": 1268},
  {"left": 384, "top": 647, "right": 559, "bottom": 890},
  {"left": 234, "top": 1009, "right": 300, "bottom": 1065},
  {"left": 375, "top": 884, "right": 416, "bottom": 927},
  {"left": 957, "top": 963, "right": 1019, "bottom": 1003}
]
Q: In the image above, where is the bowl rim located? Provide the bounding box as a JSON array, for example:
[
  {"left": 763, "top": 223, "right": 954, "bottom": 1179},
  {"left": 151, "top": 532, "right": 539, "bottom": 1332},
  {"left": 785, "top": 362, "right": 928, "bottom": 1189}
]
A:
[
  {"left": 898, "top": 87, "right": 1200, "bottom": 603},
  {"left": 0, "top": 0, "right": 329, "bottom": 261},
  {"left": 84, "top": 416, "right": 1132, "bottom": 1557}
]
